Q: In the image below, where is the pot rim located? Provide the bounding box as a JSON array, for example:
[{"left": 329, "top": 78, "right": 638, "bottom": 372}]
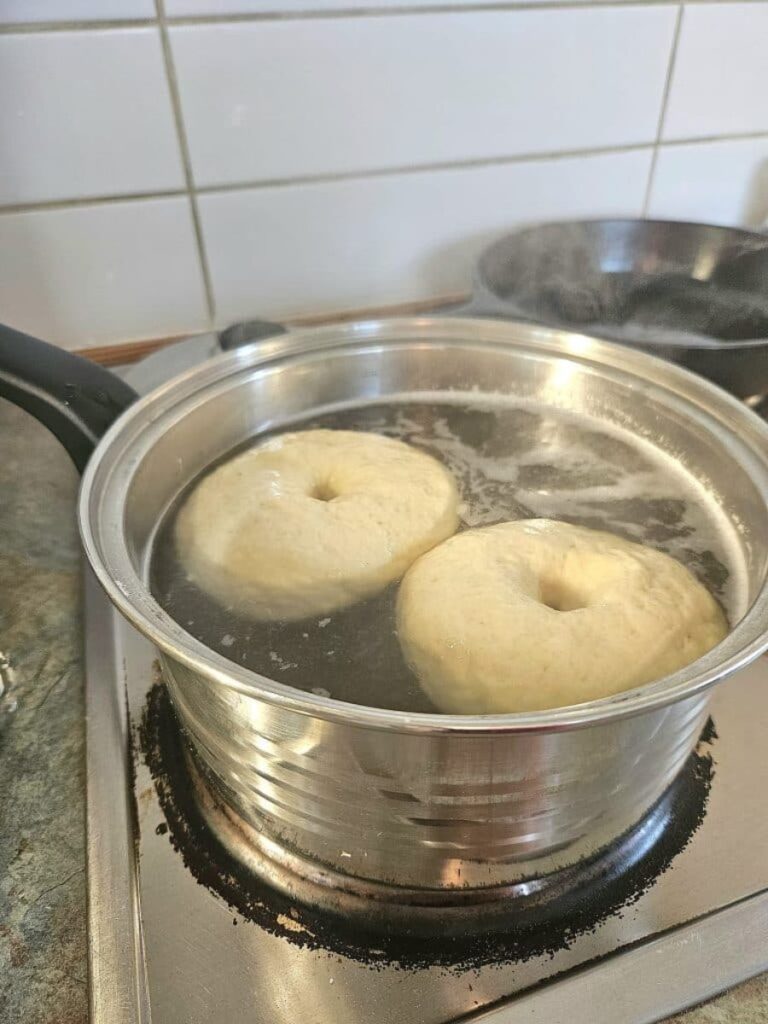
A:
[{"left": 79, "top": 317, "right": 768, "bottom": 735}]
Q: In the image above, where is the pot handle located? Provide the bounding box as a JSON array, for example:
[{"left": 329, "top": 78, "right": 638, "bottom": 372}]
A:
[
  {"left": 0, "top": 322, "right": 138, "bottom": 472},
  {"left": 219, "top": 318, "right": 288, "bottom": 350}
]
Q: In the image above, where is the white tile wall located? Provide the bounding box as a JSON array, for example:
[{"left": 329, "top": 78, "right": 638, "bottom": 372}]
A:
[
  {"left": 648, "top": 137, "right": 768, "bottom": 228},
  {"left": 165, "top": 0, "right": 459, "bottom": 10},
  {"left": 171, "top": 9, "right": 675, "bottom": 186},
  {"left": 200, "top": 148, "right": 652, "bottom": 323},
  {"left": 0, "top": 29, "right": 184, "bottom": 206},
  {"left": 0, "top": 199, "right": 208, "bottom": 348},
  {"left": 664, "top": 4, "right": 768, "bottom": 141},
  {"left": 0, "top": 0, "right": 153, "bottom": 22},
  {"left": 0, "top": 2, "right": 764, "bottom": 350},
  {"left": 164, "top": 0, "right": 641, "bottom": 14}
]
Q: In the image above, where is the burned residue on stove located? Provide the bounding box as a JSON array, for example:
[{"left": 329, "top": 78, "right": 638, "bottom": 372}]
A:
[
  {"left": 138, "top": 679, "right": 716, "bottom": 972},
  {"left": 126, "top": 684, "right": 142, "bottom": 861}
]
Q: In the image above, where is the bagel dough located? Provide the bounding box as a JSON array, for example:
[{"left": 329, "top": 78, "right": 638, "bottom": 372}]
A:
[
  {"left": 396, "top": 519, "right": 728, "bottom": 713},
  {"left": 175, "top": 429, "right": 460, "bottom": 621}
]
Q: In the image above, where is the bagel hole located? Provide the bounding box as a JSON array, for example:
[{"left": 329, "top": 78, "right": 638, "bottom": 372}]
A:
[
  {"left": 539, "top": 578, "right": 588, "bottom": 612},
  {"left": 310, "top": 481, "right": 338, "bottom": 502}
]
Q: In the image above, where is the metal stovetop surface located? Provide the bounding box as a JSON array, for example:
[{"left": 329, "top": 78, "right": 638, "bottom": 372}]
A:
[
  {"left": 87, "top": 574, "right": 768, "bottom": 1024},
  {"left": 85, "top": 331, "right": 768, "bottom": 1024}
]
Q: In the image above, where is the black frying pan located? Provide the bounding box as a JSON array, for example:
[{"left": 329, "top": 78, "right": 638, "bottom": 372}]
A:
[{"left": 446, "top": 219, "right": 768, "bottom": 399}]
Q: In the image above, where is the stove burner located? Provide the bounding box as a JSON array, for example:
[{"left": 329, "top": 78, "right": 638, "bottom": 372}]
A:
[{"left": 138, "top": 679, "right": 717, "bottom": 970}]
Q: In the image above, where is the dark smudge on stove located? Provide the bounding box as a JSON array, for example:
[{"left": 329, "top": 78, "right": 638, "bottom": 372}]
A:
[
  {"left": 126, "top": 687, "right": 142, "bottom": 861},
  {"left": 138, "top": 678, "right": 716, "bottom": 972}
]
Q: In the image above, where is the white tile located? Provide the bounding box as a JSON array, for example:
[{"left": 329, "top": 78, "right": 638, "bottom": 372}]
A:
[
  {"left": 165, "top": 0, "right": 641, "bottom": 11},
  {"left": 0, "top": 198, "right": 209, "bottom": 349},
  {"left": 0, "top": 29, "right": 184, "bottom": 205},
  {"left": 172, "top": 9, "right": 674, "bottom": 187},
  {"left": 0, "top": 0, "right": 153, "bottom": 21},
  {"left": 647, "top": 137, "right": 768, "bottom": 228},
  {"left": 664, "top": 4, "right": 768, "bottom": 141},
  {"left": 199, "top": 148, "right": 652, "bottom": 323}
]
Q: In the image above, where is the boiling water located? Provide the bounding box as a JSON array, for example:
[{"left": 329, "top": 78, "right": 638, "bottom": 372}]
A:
[{"left": 150, "top": 398, "right": 736, "bottom": 714}]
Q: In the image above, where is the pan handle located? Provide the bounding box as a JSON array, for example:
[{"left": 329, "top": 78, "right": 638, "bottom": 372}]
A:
[{"left": 0, "top": 322, "right": 138, "bottom": 472}]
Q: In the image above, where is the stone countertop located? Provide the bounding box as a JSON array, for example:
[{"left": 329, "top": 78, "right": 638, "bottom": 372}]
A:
[
  {"left": 0, "top": 397, "right": 766, "bottom": 1024},
  {"left": 0, "top": 400, "right": 86, "bottom": 1024}
]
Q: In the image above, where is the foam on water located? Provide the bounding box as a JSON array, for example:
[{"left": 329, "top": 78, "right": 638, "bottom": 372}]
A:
[{"left": 375, "top": 394, "right": 744, "bottom": 620}]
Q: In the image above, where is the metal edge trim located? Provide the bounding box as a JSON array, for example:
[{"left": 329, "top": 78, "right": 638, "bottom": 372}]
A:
[
  {"left": 467, "top": 887, "right": 768, "bottom": 1024},
  {"left": 85, "top": 568, "right": 151, "bottom": 1024}
]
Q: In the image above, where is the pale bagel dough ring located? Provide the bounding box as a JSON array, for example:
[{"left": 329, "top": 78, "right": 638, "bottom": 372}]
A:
[
  {"left": 175, "top": 429, "right": 460, "bottom": 622},
  {"left": 397, "top": 519, "right": 728, "bottom": 714}
]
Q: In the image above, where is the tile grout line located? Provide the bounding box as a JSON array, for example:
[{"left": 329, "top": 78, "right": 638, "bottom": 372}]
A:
[
  {"left": 195, "top": 130, "right": 768, "bottom": 196},
  {"left": 154, "top": 0, "right": 216, "bottom": 327},
  {"left": 164, "top": 0, "right": 768, "bottom": 20},
  {"left": 0, "top": 189, "right": 187, "bottom": 217},
  {"left": 194, "top": 140, "right": 658, "bottom": 193},
  {"left": 658, "top": 128, "right": 768, "bottom": 148},
  {"left": 2, "top": 130, "right": 768, "bottom": 217},
  {"left": 642, "top": 2, "right": 684, "bottom": 215},
  {"left": 0, "top": 142, "right": 653, "bottom": 216},
  {"left": 0, "top": 19, "right": 155, "bottom": 34},
  {"left": 0, "top": 0, "right": 765, "bottom": 33}
]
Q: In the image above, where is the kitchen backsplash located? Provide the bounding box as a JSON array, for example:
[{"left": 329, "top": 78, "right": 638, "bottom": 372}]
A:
[{"left": 0, "top": 0, "right": 767, "bottom": 349}]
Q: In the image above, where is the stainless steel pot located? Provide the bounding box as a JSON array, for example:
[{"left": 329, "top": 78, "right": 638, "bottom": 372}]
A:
[{"left": 2, "top": 317, "right": 768, "bottom": 905}]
